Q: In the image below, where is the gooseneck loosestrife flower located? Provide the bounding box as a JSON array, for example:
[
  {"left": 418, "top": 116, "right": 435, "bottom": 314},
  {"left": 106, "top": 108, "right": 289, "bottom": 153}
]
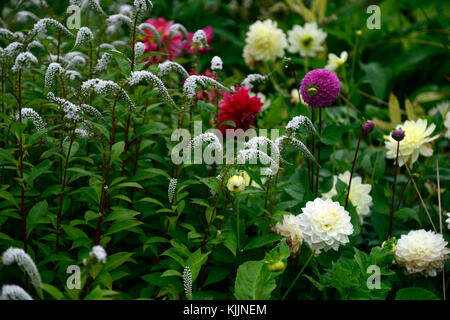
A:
[
  {"left": 2, "top": 247, "right": 42, "bottom": 296},
  {"left": 44, "top": 62, "right": 64, "bottom": 89},
  {"left": 128, "top": 71, "right": 175, "bottom": 107},
  {"left": 183, "top": 266, "right": 193, "bottom": 300},
  {"left": 210, "top": 56, "right": 223, "bottom": 71},
  {"left": 89, "top": 245, "right": 107, "bottom": 263},
  {"left": 183, "top": 75, "right": 229, "bottom": 100},
  {"left": 0, "top": 285, "right": 33, "bottom": 300},
  {"left": 168, "top": 178, "right": 177, "bottom": 204},
  {"left": 158, "top": 60, "right": 189, "bottom": 79},
  {"left": 15, "top": 108, "right": 46, "bottom": 131},
  {"left": 73, "top": 27, "right": 94, "bottom": 49},
  {"left": 241, "top": 73, "right": 268, "bottom": 90}
]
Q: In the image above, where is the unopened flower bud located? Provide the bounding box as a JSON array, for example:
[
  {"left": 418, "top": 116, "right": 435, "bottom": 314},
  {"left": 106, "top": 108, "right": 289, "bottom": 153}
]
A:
[
  {"left": 391, "top": 129, "right": 405, "bottom": 142},
  {"left": 267, "top": 261, "right": 285, "bottom": 272},
  {"left": 362, "top": 120, "right": 375, "bottom": 135}
]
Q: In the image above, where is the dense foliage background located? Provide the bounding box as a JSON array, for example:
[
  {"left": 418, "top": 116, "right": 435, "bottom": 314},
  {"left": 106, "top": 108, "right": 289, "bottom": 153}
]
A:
[{"left": 0, "top": 0, "right": 449, "bottom": 300}]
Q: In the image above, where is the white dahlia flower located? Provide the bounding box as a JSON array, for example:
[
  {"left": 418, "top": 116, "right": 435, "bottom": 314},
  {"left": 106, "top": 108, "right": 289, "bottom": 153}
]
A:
[
  {"left": 428, "top": 100, "right": 449, "bottom": 118},
  {"left": 273, "top": 214, "right": 303, "bottom": 255},
  {"left": 384, "top": 119, "right": 439, "bottom": 167},
  {"left": 245, "top": 19, "right": 287, "bottom": 62},
  {"left": 395, "top": 229, "right": 449, "bottom": 277},
  {"left": 325, "top": 51, "right": 348, "bottom": 72},
  {"left": 445, "top": 212, "right": 450, "bottom": 230},
  {"left": 287, "top": 22, "right": 327, "bottom": 58},
  {"left": 298, "top": 198, "right": 353, "bottom": 252},
  {"left": 322, "top": 171, "right": 372, "bottom": 223},
  {"left": 444, "top": 112, "right": 450, "bottom": 140}
]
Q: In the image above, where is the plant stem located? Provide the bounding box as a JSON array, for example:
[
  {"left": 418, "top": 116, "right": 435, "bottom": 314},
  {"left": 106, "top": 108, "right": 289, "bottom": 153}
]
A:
[
  {"left": 17, "top": 70, "right": 26, "bottom": 252},
  {"left": 345, "top": 128, "right": 363, "bottom": 209},
  {"left": 282, "top": 250, "right": 314, "bottom": 300},
  {"left": 435, "top": 158, "right": 446, "bottom": 300},
  {"left": 310, "top": 108, "right": 315, "bottom": 192},
  {"left": 388, "top": 141, "right": 400, "bottom": 238},
  {"left": 315, "top": 108, "right": 323, "bottom": 197},
  {"left": 404, "top": 164, "right": 437, "bottom": 232},
  {"left": 56, "top": 120, "right": 78, "bottom": 253},
  {"left": 236, "top": 194, "right": 240, "bottom": 253}
]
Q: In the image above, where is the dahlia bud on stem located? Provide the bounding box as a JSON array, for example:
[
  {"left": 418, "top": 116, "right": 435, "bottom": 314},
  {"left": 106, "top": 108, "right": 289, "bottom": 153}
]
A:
[{"left": 388, "top": 129, "right": 404, "bottom": 238}]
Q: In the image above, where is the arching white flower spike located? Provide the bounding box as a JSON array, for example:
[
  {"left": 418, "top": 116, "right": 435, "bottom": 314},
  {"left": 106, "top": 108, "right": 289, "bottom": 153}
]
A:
[
  {"left": 89, "top": 245, "right": 107, "bottom": 263},
  {"left": 158, "top": 60, "right": 189, "bottom": 79},
  {"left": 12, "top": 52, "right": 38, "bottom": 72},
  {"left": 0, "top": 285, "right": 33, "bottom": 300},
  {"left": 286, "top": 115, "right": 318, "bottom": 136},
  {"left": 88, "top": 0, "right": 106, "bottom": 16},
  {"left": 2, "top": 42, "right": 23, "bottom": 59},
  {"left": 168, "top": 178, "right": 177, "bottom": 203},
  {"left": 45, "top": 62, "right": 64, "bottom": 89},
  {"left": 65, "top": 70, "right": 81, "bottom": 80},
  {"left": 192, "top": 29, "right": 207, "bottom": 47},
  {"left": 134, "top": 42, "right": 145, "bottom": 59},
  {"left": 183, "top": 266, "right": 193, "bottom": 300},
  {"left": 99, "top": 43, "right": 115, "bottom": 50},
  {"left": 241, "top": 73, "right": 268, "bottom": 90},
  {"left": 169, "top": 23, "right": 188, "bottom": 39},
  {"left": 190, "top": 132, "right": 223, "bottom": 152},
  {"left": 107, "top": 14, "right": 132, "bottom": 26},
  {"left": 16, "top": 108, "right": 46, "bottom": 131},
  {"left": 81, "top": 79, "right": 135, "bottom": 109},
  {"left": 47, "top": 92, "right": 83, "bottom": 121},
  {"left": 237, "top": 148, "right": 279, "bottom": 176},
  {"left": 210, "top": 56, "right": 223, "bottom": 71},
  {"left": 138, "top": 23, "right": 162, "bottom": 45},
  {"left": 128, "top": 71, "right": 175, "bottom": 107},
  {"left": 134, "top": 0, "right": 153, "bottom": 13},
  {"left": 94, "top": 52, "right": 112, "bottom": 72},
  {"left": 30, "top": 18, "right": 73, "bottom": 38},
  {"left": 28, "top": 40, "right": 44, "bottom": 49},
  {"left": 2, "top": 247, "right": 42, "bottom": 295},
  {"left": 73, "top": 26, "right": 93, "bottom": 49},
  {"left": 0, "top": 28, "right": 15, "bottom": 40},
  {"left": 183, "top": 75, "right": 229, "bottom": 99},
  {"left": 16, "top": 11, "right": 39, "bottom": 23},
  {"left": 275, "top": 135, "right": 316, "bottom": 164}
]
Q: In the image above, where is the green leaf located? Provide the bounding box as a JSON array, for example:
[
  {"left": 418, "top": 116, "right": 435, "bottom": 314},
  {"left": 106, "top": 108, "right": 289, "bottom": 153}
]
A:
[
  {"left": 42, "top": 283, "right": 65, "bottom": 300},
  {"left": 110, "top": 141, "right": 125, "bottom": 163},
  {"left": 104, "top": 252, "right": 135, "bottom": 272},
  {"left": 234, "top": 261, "right": 276, "bottom": 300},
  {"left": 104, "top": 219, "right": 143, "bottom": 235},
  {"left": 26, "top": 200, "right": 50, "bottom": 236},
  {"left": 395, "top": 287, "right": 439, "bottom": 300},
  {"left": 0, "top": 190, "right": 18, "bottom": 208},
  {"left": 244, "top": 233, "right": 283, "bottom": 251}
]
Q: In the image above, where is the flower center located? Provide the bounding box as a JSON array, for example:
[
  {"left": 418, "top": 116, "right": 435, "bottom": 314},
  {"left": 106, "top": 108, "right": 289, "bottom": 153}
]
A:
[
  {"left": 301, "top": 36, "right": 313, "bottom": 47},
  {"left": 317, "top": 210, "right": 339, "bottom": 229}
]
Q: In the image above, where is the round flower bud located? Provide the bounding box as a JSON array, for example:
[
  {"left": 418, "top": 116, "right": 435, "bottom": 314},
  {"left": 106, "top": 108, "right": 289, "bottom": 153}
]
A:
[
  {"left": 267, "top": 261, "right": 285, "bottom": 272},
  {"left": 391, "top": 129, "right": 405, "bottom": 142},
  {"left": 356, "top": 30, "right": 363, "bottom": 36},
  {"left": 300, "top": 69, "right": 340, "bottom": 108},
  {"left": 227, "top": 175, "right": 245, "bottom": 193},
  {"left": 362, "top": 120, "right": 375, "bottom": 135}
]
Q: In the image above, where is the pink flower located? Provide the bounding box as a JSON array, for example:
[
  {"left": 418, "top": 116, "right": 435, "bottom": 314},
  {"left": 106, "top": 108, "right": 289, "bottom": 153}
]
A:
[{"left": 300, "top": 69, "right": 340, "bottom": 108}]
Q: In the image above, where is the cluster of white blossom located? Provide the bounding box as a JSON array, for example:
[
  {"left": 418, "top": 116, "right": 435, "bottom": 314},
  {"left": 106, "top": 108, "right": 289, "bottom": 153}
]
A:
[
  {"left": 138, "top": 23, "right": 162, "bottom": 45},
  {"left": 89, "top": 245, "right": 107, "bottom": 263},
  {"left": 47, "top": 92, "right": 83, "bottom": 121},
  {"left": 183, "top": 266, "right": 193, "bottom": 300},
  {"left": 210, "top": 56, "right": 223, "bottom": 71},
  {"left": 16, "top": 108, "right": 46, "bottom": 131},
  {"left": 168, "top": 178, "right": 177, "bottom": 203},
  {"left": 192, "top": 29, "right": 207, "bottom": 47},
  {"left": 190, "top": 132, "right": 223, "bottom": 153},
  {"left": 44, "top": 62, "right": 64, "bottom": 89},
  {"left": 0, "top": 285, "right": 33, "bottom": 300},
  {"left": 2, "top": 247, "right": 42, "bottom": 293},
  {"left": 158, "top": 60, "right": 189, "bottom": 79},
  {"left": 134, "top": 0, "right": 153, "bottom": 13},
  {"left": 82, "top": 78, "right": 134, "bottom": 109},
  {"left": 134, "top": 42, "right": 146, "bottom": 59},
  {"left": 16, "top": 11, "right": 39, "bottom": 23},
  {"left": 95, "top": 52, "right": 112, "bottom": 72},
  {"left": 128, "top": 71, "right": 175, "bottom": 106},
  {"left": 107, "top": 14, "right": 132, "bottom": 26},
  {"left": 183, "top": 75, "right": 228, "bottom": 99},
  {"left": 286, "top": 115, "right": 317, "bottom": 136},
  {"left": 30, "top": 18, "right": 73, "bottom": 38},
  {"left": 275, "top": 135, "right": 315, "bottom": 163},
  {"left": 74, "top": 27, "right": 93, "bottom": 49},
  {"left": 12, "top": 51, "right": 38, "bottom": 72},
  {"left": 241, "top": 73, "right": 267, "bottom": 89},
  {"left": 169, "top": 23, "right": 188, "bottom": 39}
]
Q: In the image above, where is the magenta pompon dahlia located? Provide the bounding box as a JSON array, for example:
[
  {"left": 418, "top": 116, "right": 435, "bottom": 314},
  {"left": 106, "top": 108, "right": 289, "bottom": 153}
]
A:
[{"left": 300, "top": 69, "right": 340, "bottom": 108}]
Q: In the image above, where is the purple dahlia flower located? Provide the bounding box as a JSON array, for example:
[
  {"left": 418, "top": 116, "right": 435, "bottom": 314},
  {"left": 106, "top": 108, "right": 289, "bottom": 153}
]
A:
[{"left": 300, "top": 69, "right": 340, "bottom": 108}]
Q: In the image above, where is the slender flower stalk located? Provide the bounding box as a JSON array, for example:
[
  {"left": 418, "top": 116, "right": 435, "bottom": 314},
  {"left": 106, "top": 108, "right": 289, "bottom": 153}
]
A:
[
  {"left": 315, "top": 108, "right": 323, "bottom": 197},
  {"left": 282, "top": 250, "right": 314, "bottom": 300},
  {"left": 345, "top": 129, "right": 362, "bottom": 208},
  {"left": 388, "top": 130, "right": 403, "bottom": 237}
]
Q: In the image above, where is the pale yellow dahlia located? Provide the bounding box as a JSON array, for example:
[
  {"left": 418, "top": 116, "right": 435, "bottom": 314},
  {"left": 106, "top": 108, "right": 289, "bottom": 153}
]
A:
[
  {"left": 395, "top": 229, "right": 450, "bottom": 277},
  {"left": 322, "top": 171, "right": 372, "bottom": 223},
  {"left": 444, "top": 111, "right": 450, "bottom": 140},
  {"left": 428, "top": 100, "right": 449, "bottom": 118},
  {"left": 325, "top": 51, "right": 348, "bottom": 72},
  {"left": 287, "top": 22, "right": 327, "bottom": 58},
  {"left": 384, "top": 119, "right": 439, "bottom": 166},
  {"left": 298, "top": 198, "right": 353, "bottom": 252},
  {"left": 227, "top": 175, "right": 245, "bottom": 193},
  {"left": 245, "top": 19, "right": 287, "bottom": 62},
  {"left": 273, "top": 214, "right": 303, "bottom": 255}
]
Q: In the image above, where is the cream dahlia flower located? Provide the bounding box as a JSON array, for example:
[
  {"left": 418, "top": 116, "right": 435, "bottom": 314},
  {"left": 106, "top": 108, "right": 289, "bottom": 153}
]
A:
[
  {"left": 384, "top": 119, "right": 439, "bottom": 167},
  {"left": 245, "top": 19, "right": 287, "bottom": 62},
  {"left": 395, "top": 229, "right": 450, "bottom": 277},
  {"left": 444, "top": 112, "right": 450, "bottom": 140},
  {"left": 227, "top": 175, "right": 245, "bottom": 193},
  {"left": 273, "top": 214, "right": 303, "bottom": 255},
  {"left": 428, "top": 100, "right": 449, "bottom": 118},
  {"left": 322, "top": 171, "right": 372, "bottom": 223},
  {"left": 287, "top": 22, "right": 327, "bottom": 58},
  {"left": 298, "top": 198, "right": 353, "bottom": 252},
  {"left": 325, "top": 51, "right": 348, "bottom": 72}
]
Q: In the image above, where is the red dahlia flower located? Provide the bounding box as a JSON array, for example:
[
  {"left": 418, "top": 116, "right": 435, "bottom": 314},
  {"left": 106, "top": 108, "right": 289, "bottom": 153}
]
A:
[
  {"left": 217, "top": 86, "right": 263, "bottom": 135},
  {"left": 141, "top": 18, "right": 185, "bottom": 63}
]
